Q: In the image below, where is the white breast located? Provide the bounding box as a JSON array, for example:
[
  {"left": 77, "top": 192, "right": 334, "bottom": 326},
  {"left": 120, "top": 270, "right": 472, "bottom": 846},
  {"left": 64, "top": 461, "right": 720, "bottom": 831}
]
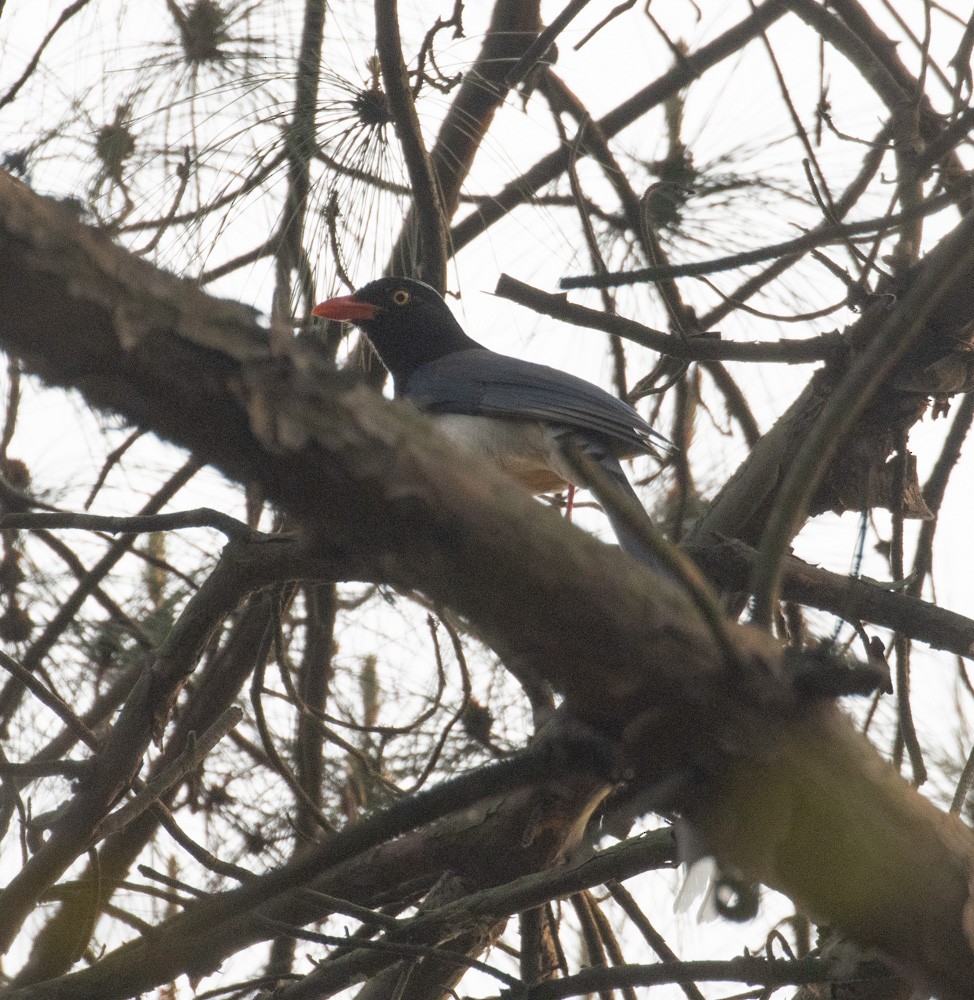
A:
[{"left": 430, "top": 414, "right": 573, "bottom": 493}]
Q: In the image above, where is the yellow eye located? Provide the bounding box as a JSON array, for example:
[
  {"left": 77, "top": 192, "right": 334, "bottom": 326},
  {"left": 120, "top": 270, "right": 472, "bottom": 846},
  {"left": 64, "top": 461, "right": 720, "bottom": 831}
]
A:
[{"left": 392, "top": 289, "right": 410, "bottom": 306}]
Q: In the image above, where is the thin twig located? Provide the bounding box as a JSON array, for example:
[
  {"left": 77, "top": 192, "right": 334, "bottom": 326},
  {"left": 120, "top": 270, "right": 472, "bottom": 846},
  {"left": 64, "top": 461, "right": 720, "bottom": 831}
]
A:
[
  {"left": 0, "top": 0, "right": 95, "bottom": 111},
  {"left": 375, "top": 0, "right": 448, "bottom": 287},
  {"left": 950, "top": 742, "right": 974, "bottom": 814},
  {"left": 83, "top": 428, "right": 145, "bottom": 509},
  {"left": 495, "top": 275, "right": 843, "bottom": 364},
  {"left": 559, "top": 190, "right": 955, "bottom": 289},
  {"left": 2, "top": 508, "right": 259, "bottom": 540},
  {"left": 449, "top": 1, "right": 791, "bottom": 256},
  {"left": 0, "top": 356, "right": 20, "bottom": 460},
  {"left": 0, "top": 649, "right": 100, "bottom": 750},
  {"left": 150, "top": 799, "right": 254, "bottom": 882},
  {"left": 93, "top": 706, "right": 244, "bottom": 844},
  {"left": 607, "top": 882, "right": 706, "bottom": 1000}
]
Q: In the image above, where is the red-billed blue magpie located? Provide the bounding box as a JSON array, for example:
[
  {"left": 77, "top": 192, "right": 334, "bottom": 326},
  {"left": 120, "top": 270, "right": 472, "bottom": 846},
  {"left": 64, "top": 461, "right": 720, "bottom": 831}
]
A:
[{"left": 313, "top": 277, "right": 668, "bottom": 565}]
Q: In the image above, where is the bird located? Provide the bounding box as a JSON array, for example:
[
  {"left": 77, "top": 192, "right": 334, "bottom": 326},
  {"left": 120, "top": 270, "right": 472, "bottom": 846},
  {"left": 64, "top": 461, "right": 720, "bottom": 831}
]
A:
[{"left": 312, "top": 277, "right": 669, "bottom": 566}]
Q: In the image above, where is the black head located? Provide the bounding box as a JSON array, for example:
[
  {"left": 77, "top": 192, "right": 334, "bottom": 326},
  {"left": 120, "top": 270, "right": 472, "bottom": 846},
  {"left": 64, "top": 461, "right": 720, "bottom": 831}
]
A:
[{"left": 312, "top": 278, "right": 482, "bottom": 386}]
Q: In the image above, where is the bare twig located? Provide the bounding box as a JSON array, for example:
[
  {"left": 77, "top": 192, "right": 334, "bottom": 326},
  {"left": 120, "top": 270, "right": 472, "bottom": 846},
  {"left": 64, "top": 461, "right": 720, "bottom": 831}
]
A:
[
  {"left": 0, "top": 649, "right": 100, "bottom": 750},
  {"left": 0, "top": 0, "right": 95, "bottom": 111},
  {"left": 449, "top": 1, "right": 791, "bottom": 255},
  {"left": 94, "top": 706, "right": 244, "bottom": 843},
  {"left": 496, "top": 274, "right": 843, "bottom": 364},
  {"left": 558, "top": 191, "right": 955, "bottom": 289},
  {"left": 3, "top": 507, "right": 258, "bottom": 540},
  {"left": 607, "top": 882, "right": 706, "bottom": 1000}
]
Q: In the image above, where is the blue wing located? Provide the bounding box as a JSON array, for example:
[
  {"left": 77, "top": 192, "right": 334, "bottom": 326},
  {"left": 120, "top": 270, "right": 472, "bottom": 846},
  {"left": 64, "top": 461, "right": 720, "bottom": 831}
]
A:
[{"left": 402, "top": 348, "right": 669, "bottom": 459}]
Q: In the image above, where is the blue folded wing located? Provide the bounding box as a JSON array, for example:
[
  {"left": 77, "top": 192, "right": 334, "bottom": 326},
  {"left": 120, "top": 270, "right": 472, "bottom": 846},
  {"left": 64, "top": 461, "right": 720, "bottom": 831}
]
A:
[{"left": 403, "top": 348, "right": 669, "bottom": 459}]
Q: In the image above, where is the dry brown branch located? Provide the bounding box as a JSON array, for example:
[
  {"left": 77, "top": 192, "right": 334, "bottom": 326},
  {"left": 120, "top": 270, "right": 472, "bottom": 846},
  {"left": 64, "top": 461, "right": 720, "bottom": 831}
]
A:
[
  {"left": 495, "top": 274, "right": 844, "bottom": 364},
  {"left": 689, "top": 538, "right": 974, "bottom": 660}
]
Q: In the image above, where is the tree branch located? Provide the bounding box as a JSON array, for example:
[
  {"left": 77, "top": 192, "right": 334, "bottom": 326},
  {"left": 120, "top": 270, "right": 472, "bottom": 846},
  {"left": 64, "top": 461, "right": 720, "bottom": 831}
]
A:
[
  {"left": 495, "top": 274, "right": 844, "bottom": 364},
  {"left": 375, "top": 0, "right": 448, "bottom": 286}
]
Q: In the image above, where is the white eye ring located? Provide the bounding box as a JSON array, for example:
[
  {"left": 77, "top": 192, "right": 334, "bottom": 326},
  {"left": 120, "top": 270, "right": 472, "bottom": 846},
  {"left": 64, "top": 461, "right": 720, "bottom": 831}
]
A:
[{"left": 392, "top": 290, "right": 410, "bottom": 306}]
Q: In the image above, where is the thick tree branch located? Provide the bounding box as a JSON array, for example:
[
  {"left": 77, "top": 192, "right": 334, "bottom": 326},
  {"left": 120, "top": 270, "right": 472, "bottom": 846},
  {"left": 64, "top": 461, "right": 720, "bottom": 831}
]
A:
[{"left": 689, "top": 540, "right": 974, "bottom": 659}]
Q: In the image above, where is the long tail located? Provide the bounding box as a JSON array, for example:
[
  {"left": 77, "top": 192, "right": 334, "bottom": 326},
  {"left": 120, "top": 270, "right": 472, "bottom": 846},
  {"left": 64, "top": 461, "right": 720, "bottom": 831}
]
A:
[
  {"left": 591, "top": 453, "right": 668, "bottom": 572},
  {"left": 557, "top": 434, "right": 668, "bottom": 574}
]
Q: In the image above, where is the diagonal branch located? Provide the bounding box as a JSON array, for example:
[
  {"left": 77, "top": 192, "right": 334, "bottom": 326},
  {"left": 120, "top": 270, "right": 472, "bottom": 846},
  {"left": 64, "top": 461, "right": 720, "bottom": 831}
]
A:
[
  {"left": 749, "top": 209, "right": 974, "bottom": 625},
  {"left": 495, "top": 274, "right": 844, "bottom": 364}
]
